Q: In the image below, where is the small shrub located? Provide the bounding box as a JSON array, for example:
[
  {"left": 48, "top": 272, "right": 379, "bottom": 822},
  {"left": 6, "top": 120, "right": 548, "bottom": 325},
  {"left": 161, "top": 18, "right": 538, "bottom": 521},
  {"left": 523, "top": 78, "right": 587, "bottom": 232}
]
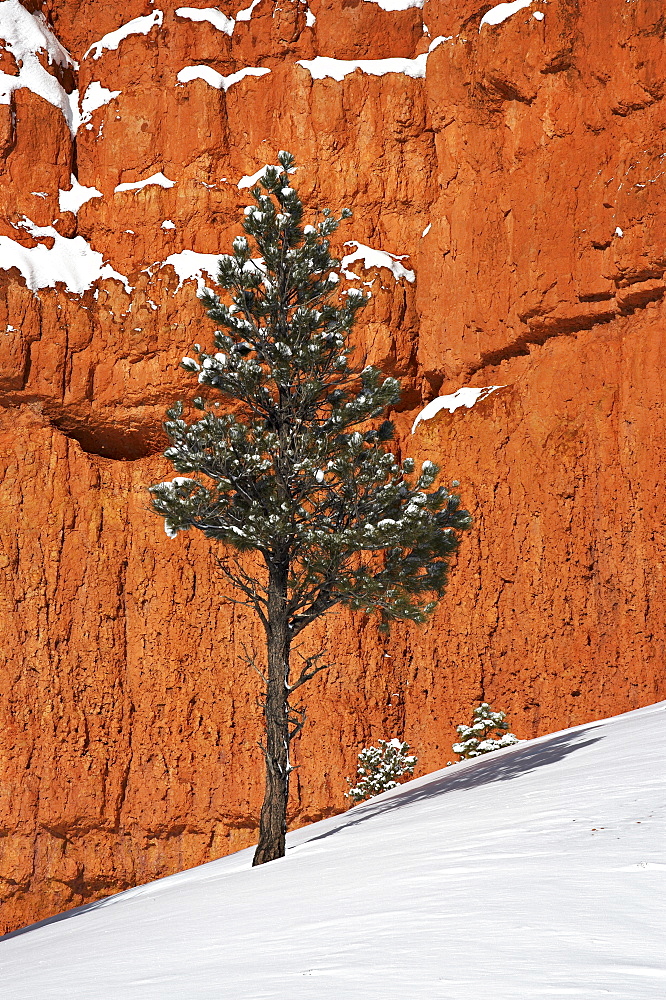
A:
[
  {"left": 452, "top": 702, "right": 520, "bottom": 760},
  {"left": 345, "top": 738, "right": 417, "bottom": 803}
]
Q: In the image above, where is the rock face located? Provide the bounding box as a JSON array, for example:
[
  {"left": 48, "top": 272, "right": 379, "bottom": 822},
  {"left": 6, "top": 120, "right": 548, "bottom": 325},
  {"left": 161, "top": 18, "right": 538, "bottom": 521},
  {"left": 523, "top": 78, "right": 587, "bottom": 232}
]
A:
[{"left": 1, "top": 0, "right": 665, "bottom": 933}]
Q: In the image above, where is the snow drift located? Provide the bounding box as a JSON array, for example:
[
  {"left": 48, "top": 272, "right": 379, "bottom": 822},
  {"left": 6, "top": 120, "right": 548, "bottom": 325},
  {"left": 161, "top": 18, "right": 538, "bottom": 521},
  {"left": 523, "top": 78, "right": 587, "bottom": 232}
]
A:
[{"left": 1, "top": 701, "right": 664, "bottom": 998}]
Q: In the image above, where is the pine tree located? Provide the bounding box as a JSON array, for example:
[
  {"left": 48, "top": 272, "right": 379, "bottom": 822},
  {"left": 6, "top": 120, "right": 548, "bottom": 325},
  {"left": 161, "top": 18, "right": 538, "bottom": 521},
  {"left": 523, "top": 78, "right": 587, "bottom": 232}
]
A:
[
  {"left": 148, "top": 151, "right": 472, "bottom": 866},
  {"left": 452, "top": 703, "right": 520, "bottom": 760},
  {"left": 345, "top": 738, "right": 417, "bottom": 804}
]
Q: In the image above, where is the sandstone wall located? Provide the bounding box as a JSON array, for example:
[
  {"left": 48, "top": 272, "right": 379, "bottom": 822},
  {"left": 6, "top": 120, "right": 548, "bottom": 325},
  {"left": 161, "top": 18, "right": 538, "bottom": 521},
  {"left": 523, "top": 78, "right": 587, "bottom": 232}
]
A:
[{"left": 1, "top": 0, "right": 665, "bottom": 933}]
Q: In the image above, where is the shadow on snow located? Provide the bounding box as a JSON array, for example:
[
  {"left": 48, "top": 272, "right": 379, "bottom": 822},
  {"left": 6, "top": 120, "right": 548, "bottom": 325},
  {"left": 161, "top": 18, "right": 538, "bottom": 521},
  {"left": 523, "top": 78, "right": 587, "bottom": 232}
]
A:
[
  {"left": 299, "top": 725, "right": 604, "bottom": 847},
  {"left": 1, "top": 725, "right": 603, "bottom": 942}
]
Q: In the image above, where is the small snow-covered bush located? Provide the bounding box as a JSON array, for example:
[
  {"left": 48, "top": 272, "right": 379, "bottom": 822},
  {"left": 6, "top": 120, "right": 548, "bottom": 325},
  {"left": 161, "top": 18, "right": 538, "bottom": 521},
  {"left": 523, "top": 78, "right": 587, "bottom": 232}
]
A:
[
  {"left": 345, "top": 738, "right": 417, "bottom": 803},
  {"left": 452, "top": 703, "right": 520, "bottom": 760}
]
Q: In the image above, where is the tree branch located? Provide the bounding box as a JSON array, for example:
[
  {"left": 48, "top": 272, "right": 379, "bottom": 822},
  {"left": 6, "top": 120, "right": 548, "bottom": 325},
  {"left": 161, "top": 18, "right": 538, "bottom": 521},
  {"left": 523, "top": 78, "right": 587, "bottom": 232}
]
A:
[
  {"left": 287, "top": 651, "right": 332, "bottom": 692},
  {"left": 239, "top": 641, "right": 268, "bottom": 684},
  {"left": 289, "top": 583, "right": 341, "bottom": 637},
  {"left": 214, "top": 555, "right": 269, "bottom": 628},
  {"left": 287, "top": 702, "right": 307, "bottom": 747}
]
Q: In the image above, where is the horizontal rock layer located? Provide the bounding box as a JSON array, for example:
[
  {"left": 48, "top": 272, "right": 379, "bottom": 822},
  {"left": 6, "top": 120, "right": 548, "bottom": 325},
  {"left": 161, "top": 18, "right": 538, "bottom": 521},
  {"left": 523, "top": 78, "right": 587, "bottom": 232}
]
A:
[{"left": 1, "top": 0, "right": 665, "bottom": 932}]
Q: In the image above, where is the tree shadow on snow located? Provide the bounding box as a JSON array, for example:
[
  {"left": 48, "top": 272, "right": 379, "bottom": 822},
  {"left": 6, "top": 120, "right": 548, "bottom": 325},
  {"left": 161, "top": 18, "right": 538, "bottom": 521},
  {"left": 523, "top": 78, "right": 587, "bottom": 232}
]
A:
[
  {"left": 1, "top": 728, "right": 604, "bottom": 941},
  {"left": 299, "top": 726, "right": 604, "bottom": 847}
]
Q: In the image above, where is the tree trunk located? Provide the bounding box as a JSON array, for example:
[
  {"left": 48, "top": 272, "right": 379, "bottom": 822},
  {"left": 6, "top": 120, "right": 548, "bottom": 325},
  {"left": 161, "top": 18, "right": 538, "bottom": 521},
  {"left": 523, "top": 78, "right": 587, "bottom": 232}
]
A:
[{"left": 253, "top": 561, "right": 291, "bottom": 865}]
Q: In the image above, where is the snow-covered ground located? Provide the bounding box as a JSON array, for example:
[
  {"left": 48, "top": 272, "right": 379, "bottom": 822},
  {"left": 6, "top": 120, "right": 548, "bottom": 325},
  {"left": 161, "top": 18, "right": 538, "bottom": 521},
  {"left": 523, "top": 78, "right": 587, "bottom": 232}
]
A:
[{"left": 1, "top": 702, "right": 664, "bottom": 999}]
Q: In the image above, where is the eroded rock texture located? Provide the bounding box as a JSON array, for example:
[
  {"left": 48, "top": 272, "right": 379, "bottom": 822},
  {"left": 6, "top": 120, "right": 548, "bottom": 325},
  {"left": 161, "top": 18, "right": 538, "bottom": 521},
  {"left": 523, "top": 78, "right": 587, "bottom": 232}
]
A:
[{"left": 1, "top": 0, "right": 665, "bottom": 933}]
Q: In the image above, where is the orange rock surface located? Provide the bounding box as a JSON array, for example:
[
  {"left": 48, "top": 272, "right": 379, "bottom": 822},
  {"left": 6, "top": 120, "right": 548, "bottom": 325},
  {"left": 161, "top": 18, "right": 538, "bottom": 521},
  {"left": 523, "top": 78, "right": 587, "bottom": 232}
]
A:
[{"left": 1, "top": 0, "right": 665, "bottom": 933}]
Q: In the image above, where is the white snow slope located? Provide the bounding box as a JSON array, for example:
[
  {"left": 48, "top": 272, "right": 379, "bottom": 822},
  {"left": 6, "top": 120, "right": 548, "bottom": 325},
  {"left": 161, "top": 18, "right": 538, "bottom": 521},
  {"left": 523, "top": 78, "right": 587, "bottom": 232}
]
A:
[{"left": 1, "top": 701, "right": 664, "bottom": 999}]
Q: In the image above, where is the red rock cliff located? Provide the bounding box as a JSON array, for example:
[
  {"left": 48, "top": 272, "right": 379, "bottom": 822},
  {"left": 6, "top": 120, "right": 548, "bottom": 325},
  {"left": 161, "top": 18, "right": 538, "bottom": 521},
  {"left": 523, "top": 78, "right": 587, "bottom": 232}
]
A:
[{"left": 1, "top": 0, "right": 665, "bottom": 933}]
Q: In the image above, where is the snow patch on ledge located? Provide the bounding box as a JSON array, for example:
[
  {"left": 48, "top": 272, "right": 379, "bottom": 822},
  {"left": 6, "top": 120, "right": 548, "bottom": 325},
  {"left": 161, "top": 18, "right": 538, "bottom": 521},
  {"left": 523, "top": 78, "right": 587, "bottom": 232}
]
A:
[
  {"left": 480, "top": 1, "right": 533, "bottom": 29},
  {"left": 83, "top": 10, "right": 164, "bottom": 60},
  {"left": 297, "top": 36, "right": 448, "bottom": 81},
  {"left": 175, "top": 7, "right": 234, "bottom": 35},
  {"left": 115, "top": 172, "right": 175, "bottom": 194},
  {"left": 412, "top": 386, "right": 505, "bottom": 433},
  {"left": 298, "top": 53, "right": 426, "bottom": 81},
  {"left": 0, "top": 0, "right": 79, "bottom": 133},
  {"left": 161, "top": 249, "right": 223, "bottom": 291},
  {"left": 58, "top": 175, "right": 103, "bottom": 215},
  {"left": 177, "top": 65, "right": 270, "bottom": 91},
  {"left": 235, "top": 0, "right": 262, "bottom": 22},
  {"left": 362, "top": 0, "right": 424, "bottom": 9},
  {"left": 342, "top": 241, "right": 415, "bottom": 283},
  {"left": 237, "top": 161, "right": 296, "bottom": 189},
  {"left": 0, "top": 0, "right": 75, "bottom": 69},
  {"left": 79, "top": 81, "right": 121, "bottom": 126},
  {"left": 0, "top": 218, "right": 130, "bottom": 294}
]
